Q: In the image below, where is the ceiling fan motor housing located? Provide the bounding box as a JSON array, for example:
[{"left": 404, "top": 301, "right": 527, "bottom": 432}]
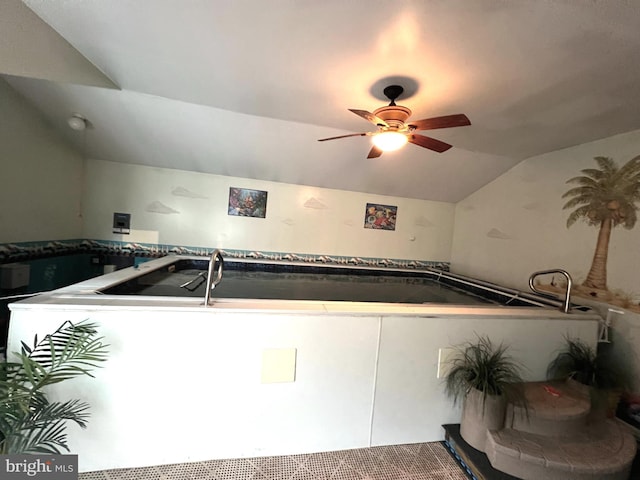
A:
[{"left": 373, "top": 105, "right": 412, "bottom": 130}]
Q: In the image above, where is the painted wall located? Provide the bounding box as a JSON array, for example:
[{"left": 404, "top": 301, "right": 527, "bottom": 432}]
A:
[
  {"left": 451, "top": 128, "right": 640, "bottom": 392},
  {"left": 82, "top": 158, "right": 456, "bottom": 263},
  {"left": 0, "top": 78, "right": 83, "bottom": 243}
]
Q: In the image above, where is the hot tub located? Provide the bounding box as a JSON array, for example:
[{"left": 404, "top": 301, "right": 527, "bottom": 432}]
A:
[
  {"left": 7, "top": 254, "right": 602, "bottom": 472},
  {"left": 99, "top": 255, "right": 559, "bottom": 306}
]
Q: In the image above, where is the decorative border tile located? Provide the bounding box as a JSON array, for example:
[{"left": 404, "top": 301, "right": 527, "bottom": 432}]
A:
[
  {"left": 0, "top": 239, "right": 450, "bottom": 272},
  {"left": 0, "top": 239, "right": 86, "bottom": 263}
]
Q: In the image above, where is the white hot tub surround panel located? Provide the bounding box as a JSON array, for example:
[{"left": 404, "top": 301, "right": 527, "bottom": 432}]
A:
[
  {"left": 8, "top": 308, "right": 381, "bottom": 471},
  {"left": 371, "top": 315, "right": 599, "bottom": 447},
  {"left": 7, "top": 257, "right": 602, "bottom": 472}
]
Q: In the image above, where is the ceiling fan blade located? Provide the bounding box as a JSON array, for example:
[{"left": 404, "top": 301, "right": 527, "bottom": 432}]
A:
[
  {"left": 349, "top": 109, "right": 389, "bottom": 128},
  {"left": 318, "top": 132, "right": 369, "bottom": 142},
  {"left": 408, "top": 134, "right": 452, "bottom": 153},
  {"left": 408, "top": 114, "right": 471, "bottom": 131},
  {"left": 367, "top": 146, "right": 383, "bottom": 159}
]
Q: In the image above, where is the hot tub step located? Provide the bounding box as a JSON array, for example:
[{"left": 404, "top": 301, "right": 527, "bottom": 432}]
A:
[
  {"left": 506, "top": 380, "right": 591, "bottom": 437},
  {"left": 486, "top": 419, "right": 637, "bottom": 480}
]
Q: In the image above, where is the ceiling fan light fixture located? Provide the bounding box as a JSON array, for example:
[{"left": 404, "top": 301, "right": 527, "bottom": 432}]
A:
[{"left": 372, "top": 131, "right": 408, "bottom": 152}]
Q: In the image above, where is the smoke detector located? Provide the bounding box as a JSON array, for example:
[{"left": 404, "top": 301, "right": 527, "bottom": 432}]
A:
[{"left": 67, "top": 114, "right": 87, "bottom": 131}]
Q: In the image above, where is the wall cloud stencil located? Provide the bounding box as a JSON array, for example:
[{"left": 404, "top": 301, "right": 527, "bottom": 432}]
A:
[
  {"left": 146, "top": 201, "right": 179, "bottom": 214},
  {"left": 171, "top": 187, "right": 209, "bottom": 199},
  {"left": 486, "top": 228, "right": 512, "bottom": 240}
]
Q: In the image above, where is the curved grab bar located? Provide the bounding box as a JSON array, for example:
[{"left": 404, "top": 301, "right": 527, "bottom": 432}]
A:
[
  {"left": 528, "top": 269, "right": 573, "bottom": 313},
  {"left": 204, "top": 249, "right": 224, "bottom": 306}
]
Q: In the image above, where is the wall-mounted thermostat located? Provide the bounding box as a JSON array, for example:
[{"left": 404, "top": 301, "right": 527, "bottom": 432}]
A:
[{"left": 113, "top": 212, "right": 131, "bottom": 234}]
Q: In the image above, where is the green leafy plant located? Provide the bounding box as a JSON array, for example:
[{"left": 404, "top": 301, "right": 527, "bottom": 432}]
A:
[
  {"left": 546, "top": 337, "right": 630, "bottom": 391},
  {"left": 0, "top": 320, "right": 108, "bottom": 454},
  {"left": 445, "top": 335, "right": 527, "bottom": 411}
]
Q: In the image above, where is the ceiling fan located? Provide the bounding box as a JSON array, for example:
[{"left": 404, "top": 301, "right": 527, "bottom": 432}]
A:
[{"left": 318, "top": 85, "right": 471, "bottom": 158}]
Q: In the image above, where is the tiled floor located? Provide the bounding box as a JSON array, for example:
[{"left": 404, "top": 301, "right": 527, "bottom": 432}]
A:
[{"left": 78, "top": 443, "right": 470, "bottom": 480}]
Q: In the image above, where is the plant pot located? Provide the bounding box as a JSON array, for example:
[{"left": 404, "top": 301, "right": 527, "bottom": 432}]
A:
[
  {"left": 460, "top": 387, "right": 506, "bottom": 452},
  {"left": 591, "top": 388, "right": 622, "bottom": 419},
  {"left": 606, "top": 390, "right": 623, "bottom": 418}
]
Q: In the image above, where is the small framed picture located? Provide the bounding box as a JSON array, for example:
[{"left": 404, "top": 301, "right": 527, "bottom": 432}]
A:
[
  {"left": 364, "top": 203, "right": 397, "bottom": 231},
  {"left": 228, "top": 187, "right": 268, "bottom": 218}
]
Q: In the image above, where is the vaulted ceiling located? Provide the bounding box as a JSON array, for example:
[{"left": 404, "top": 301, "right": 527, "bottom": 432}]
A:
[{"left": 3, "top": 0, "right": 640, "bottom": 202}]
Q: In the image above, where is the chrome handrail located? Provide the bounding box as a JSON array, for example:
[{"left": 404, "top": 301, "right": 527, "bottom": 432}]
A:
[
  {"left": 423, "top": 268, "right": 555, "bottom": 309},
  {"left": 528, "top": 269, "right": 573, "bottom": 313},
  {"left": 204, "top": 249, "right": 224, "bottom": 306}
]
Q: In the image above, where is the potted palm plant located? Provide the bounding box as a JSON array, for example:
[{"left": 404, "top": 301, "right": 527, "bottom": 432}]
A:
[
  {"left": 445, "top": 335, "right": 526, "bottom": 452},
  {"left": 0, "top": 320, "right": 108, "bottom": 454},
  {"left": 546, "top": 337, "right": 631, "bottom": 416}
]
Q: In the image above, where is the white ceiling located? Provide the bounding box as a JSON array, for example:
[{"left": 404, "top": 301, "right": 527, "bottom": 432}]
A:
[{"left": 3, "top": 0, "right": 640, "bottom": 202}]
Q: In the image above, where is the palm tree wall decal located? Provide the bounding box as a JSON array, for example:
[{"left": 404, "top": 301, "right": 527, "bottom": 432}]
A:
[{"left": 562, "top": 155, "right": 640, "bottom": 291}]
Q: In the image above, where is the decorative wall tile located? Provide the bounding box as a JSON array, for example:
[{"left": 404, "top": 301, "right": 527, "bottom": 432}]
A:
[{"left": 0, "top": 239, "right": 450, "bottom": 271}]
